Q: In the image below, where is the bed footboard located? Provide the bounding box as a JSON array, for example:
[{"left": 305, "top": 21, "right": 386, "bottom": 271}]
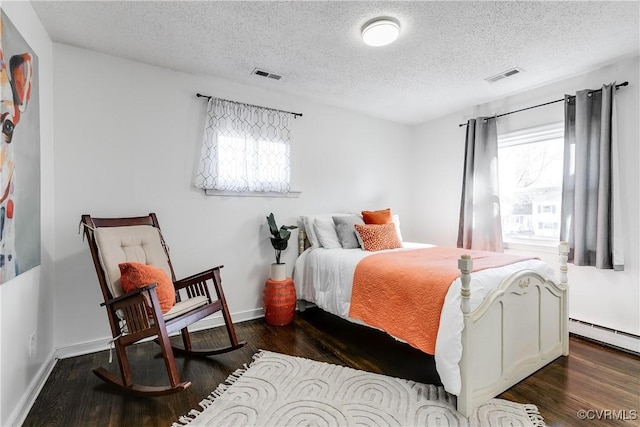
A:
[{"left": 456, "top": 243, "right": 569, "bottom": 417}]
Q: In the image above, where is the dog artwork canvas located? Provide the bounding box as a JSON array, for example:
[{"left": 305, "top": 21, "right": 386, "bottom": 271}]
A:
[{"left": 0, "top": 10, "right": 40, "bottom": 284}]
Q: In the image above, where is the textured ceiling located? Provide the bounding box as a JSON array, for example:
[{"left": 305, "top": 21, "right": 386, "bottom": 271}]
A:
[{"left": 31, "top": 1, "right": 640, "bottom": 124}]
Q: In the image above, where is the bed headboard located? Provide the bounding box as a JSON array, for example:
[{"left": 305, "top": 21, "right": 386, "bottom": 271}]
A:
[{"left": 298, "top": 229, "right": 310, "bottom": 255}]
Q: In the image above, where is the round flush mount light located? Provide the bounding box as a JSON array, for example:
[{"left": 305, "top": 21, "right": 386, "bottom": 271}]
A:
[{"left": 361, "top": 18, "right": 400, "bottom": 47}]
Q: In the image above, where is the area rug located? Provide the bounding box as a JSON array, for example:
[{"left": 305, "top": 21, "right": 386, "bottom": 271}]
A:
[{"left": 172, "top": 350, "right": 545, "bottom": 426}]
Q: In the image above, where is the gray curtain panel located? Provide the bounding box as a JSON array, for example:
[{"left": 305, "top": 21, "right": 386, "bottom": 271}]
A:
[
  {"left": 457, "top": 118, "right": 504, "bottom": 252},
  {"left": 560, "top": 83, "right": 623, "bottom": 270}
]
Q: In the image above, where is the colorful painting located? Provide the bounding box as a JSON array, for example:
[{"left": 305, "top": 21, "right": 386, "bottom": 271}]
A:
[{"left": 0, "top": 10, "right": 40, "bottom": 284}]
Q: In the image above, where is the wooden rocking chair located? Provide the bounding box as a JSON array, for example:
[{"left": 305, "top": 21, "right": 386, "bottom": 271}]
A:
[{"left": 81, "top": 213, "right": 245, "bottom": 396}]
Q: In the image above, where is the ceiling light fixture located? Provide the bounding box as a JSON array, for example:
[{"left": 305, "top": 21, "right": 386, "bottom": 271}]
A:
[{"left": 361, "top": 18, "right": 400, "bottom": 47}]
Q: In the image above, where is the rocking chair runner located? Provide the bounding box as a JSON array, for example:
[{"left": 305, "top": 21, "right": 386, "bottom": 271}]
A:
[{"left": 81, "top": 213, "right": 245, "bottom": 396}]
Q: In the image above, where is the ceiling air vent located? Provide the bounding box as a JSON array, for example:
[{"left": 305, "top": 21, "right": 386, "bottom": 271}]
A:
[
  {"left": 252, "top": 68, "right": 282, "bottom": 80},
  {"left": 485, "top": 67, "right": 524, "bottom": 83}
]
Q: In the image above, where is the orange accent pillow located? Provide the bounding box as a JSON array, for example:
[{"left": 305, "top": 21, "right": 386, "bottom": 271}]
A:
[
  {"left": 361, "top": 208, "right": 393, "bottom": 224},
  {"left": 119, "top": 262, "right": 176, "bottom": 313},
  {"left": 354, "top": 223, "right": 403, "bottom": 252}
]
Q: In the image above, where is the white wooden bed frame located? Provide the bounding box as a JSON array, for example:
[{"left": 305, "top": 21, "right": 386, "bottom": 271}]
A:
[{"left": 297, "top": 230, "right": 569, "bottom": 417}]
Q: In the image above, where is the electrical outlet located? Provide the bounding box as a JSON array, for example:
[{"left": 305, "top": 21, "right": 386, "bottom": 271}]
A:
[{"left": 29, "top": 333, "right": 36, "bottom": 358}]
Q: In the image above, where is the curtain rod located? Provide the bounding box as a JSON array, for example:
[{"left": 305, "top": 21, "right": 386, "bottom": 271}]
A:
[
  {"left": 196, "top": 93, "right": 303, "bottom": 118},
  {"left": 457, "top": 81, "right": 629, "bottom": 127}
]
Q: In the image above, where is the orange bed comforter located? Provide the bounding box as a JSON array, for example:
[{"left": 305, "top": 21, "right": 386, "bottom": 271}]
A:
[{"left": 348, "top": 247, "right": 533, "bottom": 355}]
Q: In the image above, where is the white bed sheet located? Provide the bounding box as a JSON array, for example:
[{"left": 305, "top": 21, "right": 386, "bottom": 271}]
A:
[{"left": 292, "top": 243, "right": 555, "bottom": 396}]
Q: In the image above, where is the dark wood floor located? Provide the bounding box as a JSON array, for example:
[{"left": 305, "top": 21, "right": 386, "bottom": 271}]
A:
[{"left": 24, "top": 308, "right": 640, "bottom": 426}]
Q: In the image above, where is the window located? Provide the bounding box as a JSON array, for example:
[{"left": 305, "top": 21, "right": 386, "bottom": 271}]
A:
[
  {"left": 498, "top": 123, "right": 564, "bottom": 245},
  {"left": 195, "top": 98, "right": 293, "bottom": 194},
  {"left": 215, "top": 135, "right": 290, "bottom": 192}
]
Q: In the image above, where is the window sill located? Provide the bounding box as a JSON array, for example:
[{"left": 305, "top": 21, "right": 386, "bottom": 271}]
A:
[
  {"left": 204, "top": 189, "right": 302, "bottom": 198},
  {"left": 503, "top": 240, "right": 560, "bottom": 254}
]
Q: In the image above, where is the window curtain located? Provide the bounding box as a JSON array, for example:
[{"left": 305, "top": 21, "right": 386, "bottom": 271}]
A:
[
  {"left": 560, "top": 83, "right": 623, "bottom": 270},
  {"left": 457, "top": 117, "right": 504, "bottom": 252},
  {"left": 195, "top": 98, "right": 292, "bottom": 192}
]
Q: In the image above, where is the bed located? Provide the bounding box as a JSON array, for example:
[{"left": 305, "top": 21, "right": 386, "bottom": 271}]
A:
[{"left": 293, "top": 214, "right": 568, "bottom": 417}]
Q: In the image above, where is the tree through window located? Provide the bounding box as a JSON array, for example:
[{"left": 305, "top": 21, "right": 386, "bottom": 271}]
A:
[{"left": 498, "top": 123, "right": 564, "bottom": 245}]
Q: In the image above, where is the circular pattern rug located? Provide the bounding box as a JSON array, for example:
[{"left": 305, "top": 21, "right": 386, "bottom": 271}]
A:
[{"left": 173, "top": 350, "right": 545, "bottom": 426}]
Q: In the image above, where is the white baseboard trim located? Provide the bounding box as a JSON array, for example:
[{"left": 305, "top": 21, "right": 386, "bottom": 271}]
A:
[
  {"left": 569, "top": 318, "right": 640, "bottom": 354},
  {"left": 55, "top": 335, "right": 112, "bottom": 360},
  {"left": 55, "top": 307, "right": 264, "bottom": 359},
  {"left": 7, "top": 350, "right": 57, "bottom": 427}
]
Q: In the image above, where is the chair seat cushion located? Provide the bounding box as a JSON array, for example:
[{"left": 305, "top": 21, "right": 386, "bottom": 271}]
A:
[
  {"left": 164, "top": 296, "right": 209, "bottom": 321},
  {"left": 119, "top": 262, "right": 176, "bottom": 313}
]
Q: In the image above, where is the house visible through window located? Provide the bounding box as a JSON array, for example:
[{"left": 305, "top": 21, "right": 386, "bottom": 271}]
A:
[
  {"left": 195, "top": 98, "right": 293, "bottom": 194},
  {"left": 498, "top": 123, "right": 564, "bottom": 245}
]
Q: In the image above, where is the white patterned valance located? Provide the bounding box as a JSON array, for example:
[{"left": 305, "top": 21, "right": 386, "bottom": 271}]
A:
[{"left": 195, "top": 98, "right": 293, "bottom": 193}]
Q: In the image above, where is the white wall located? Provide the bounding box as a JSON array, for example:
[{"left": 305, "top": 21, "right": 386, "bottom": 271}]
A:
[
  {"left": 0, "top": 2, "right": 55, "bottom": 426},
  {"left": 52, "top": 43, "right": 414, "bottom": 350},
  {"left": 412, "top": 56, "right": 640, "bottom": 338}
]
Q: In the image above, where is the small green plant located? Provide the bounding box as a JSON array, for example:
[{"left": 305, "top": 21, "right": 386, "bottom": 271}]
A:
[{"left": 266, "top": 213, "right": 297, "bottom": 264}]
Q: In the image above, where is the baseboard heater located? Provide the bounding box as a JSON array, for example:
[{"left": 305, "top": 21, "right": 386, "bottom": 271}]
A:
[{"left": 569, "top": 318, "right": 640, "bottom": 355}]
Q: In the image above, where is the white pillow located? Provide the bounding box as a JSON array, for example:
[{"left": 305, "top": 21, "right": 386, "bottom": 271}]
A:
[
  {"left": 301, "top": 213, "right": 351, "bottom": 249},
  {"left": 313, "top": 217, "right": 342, "bottom": 249},
  {"left": 301, "top": 215, "right": 320, "bottom": 248},
  {"left": 392, "top": 214, "right": 403, "bottom": 242}
]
